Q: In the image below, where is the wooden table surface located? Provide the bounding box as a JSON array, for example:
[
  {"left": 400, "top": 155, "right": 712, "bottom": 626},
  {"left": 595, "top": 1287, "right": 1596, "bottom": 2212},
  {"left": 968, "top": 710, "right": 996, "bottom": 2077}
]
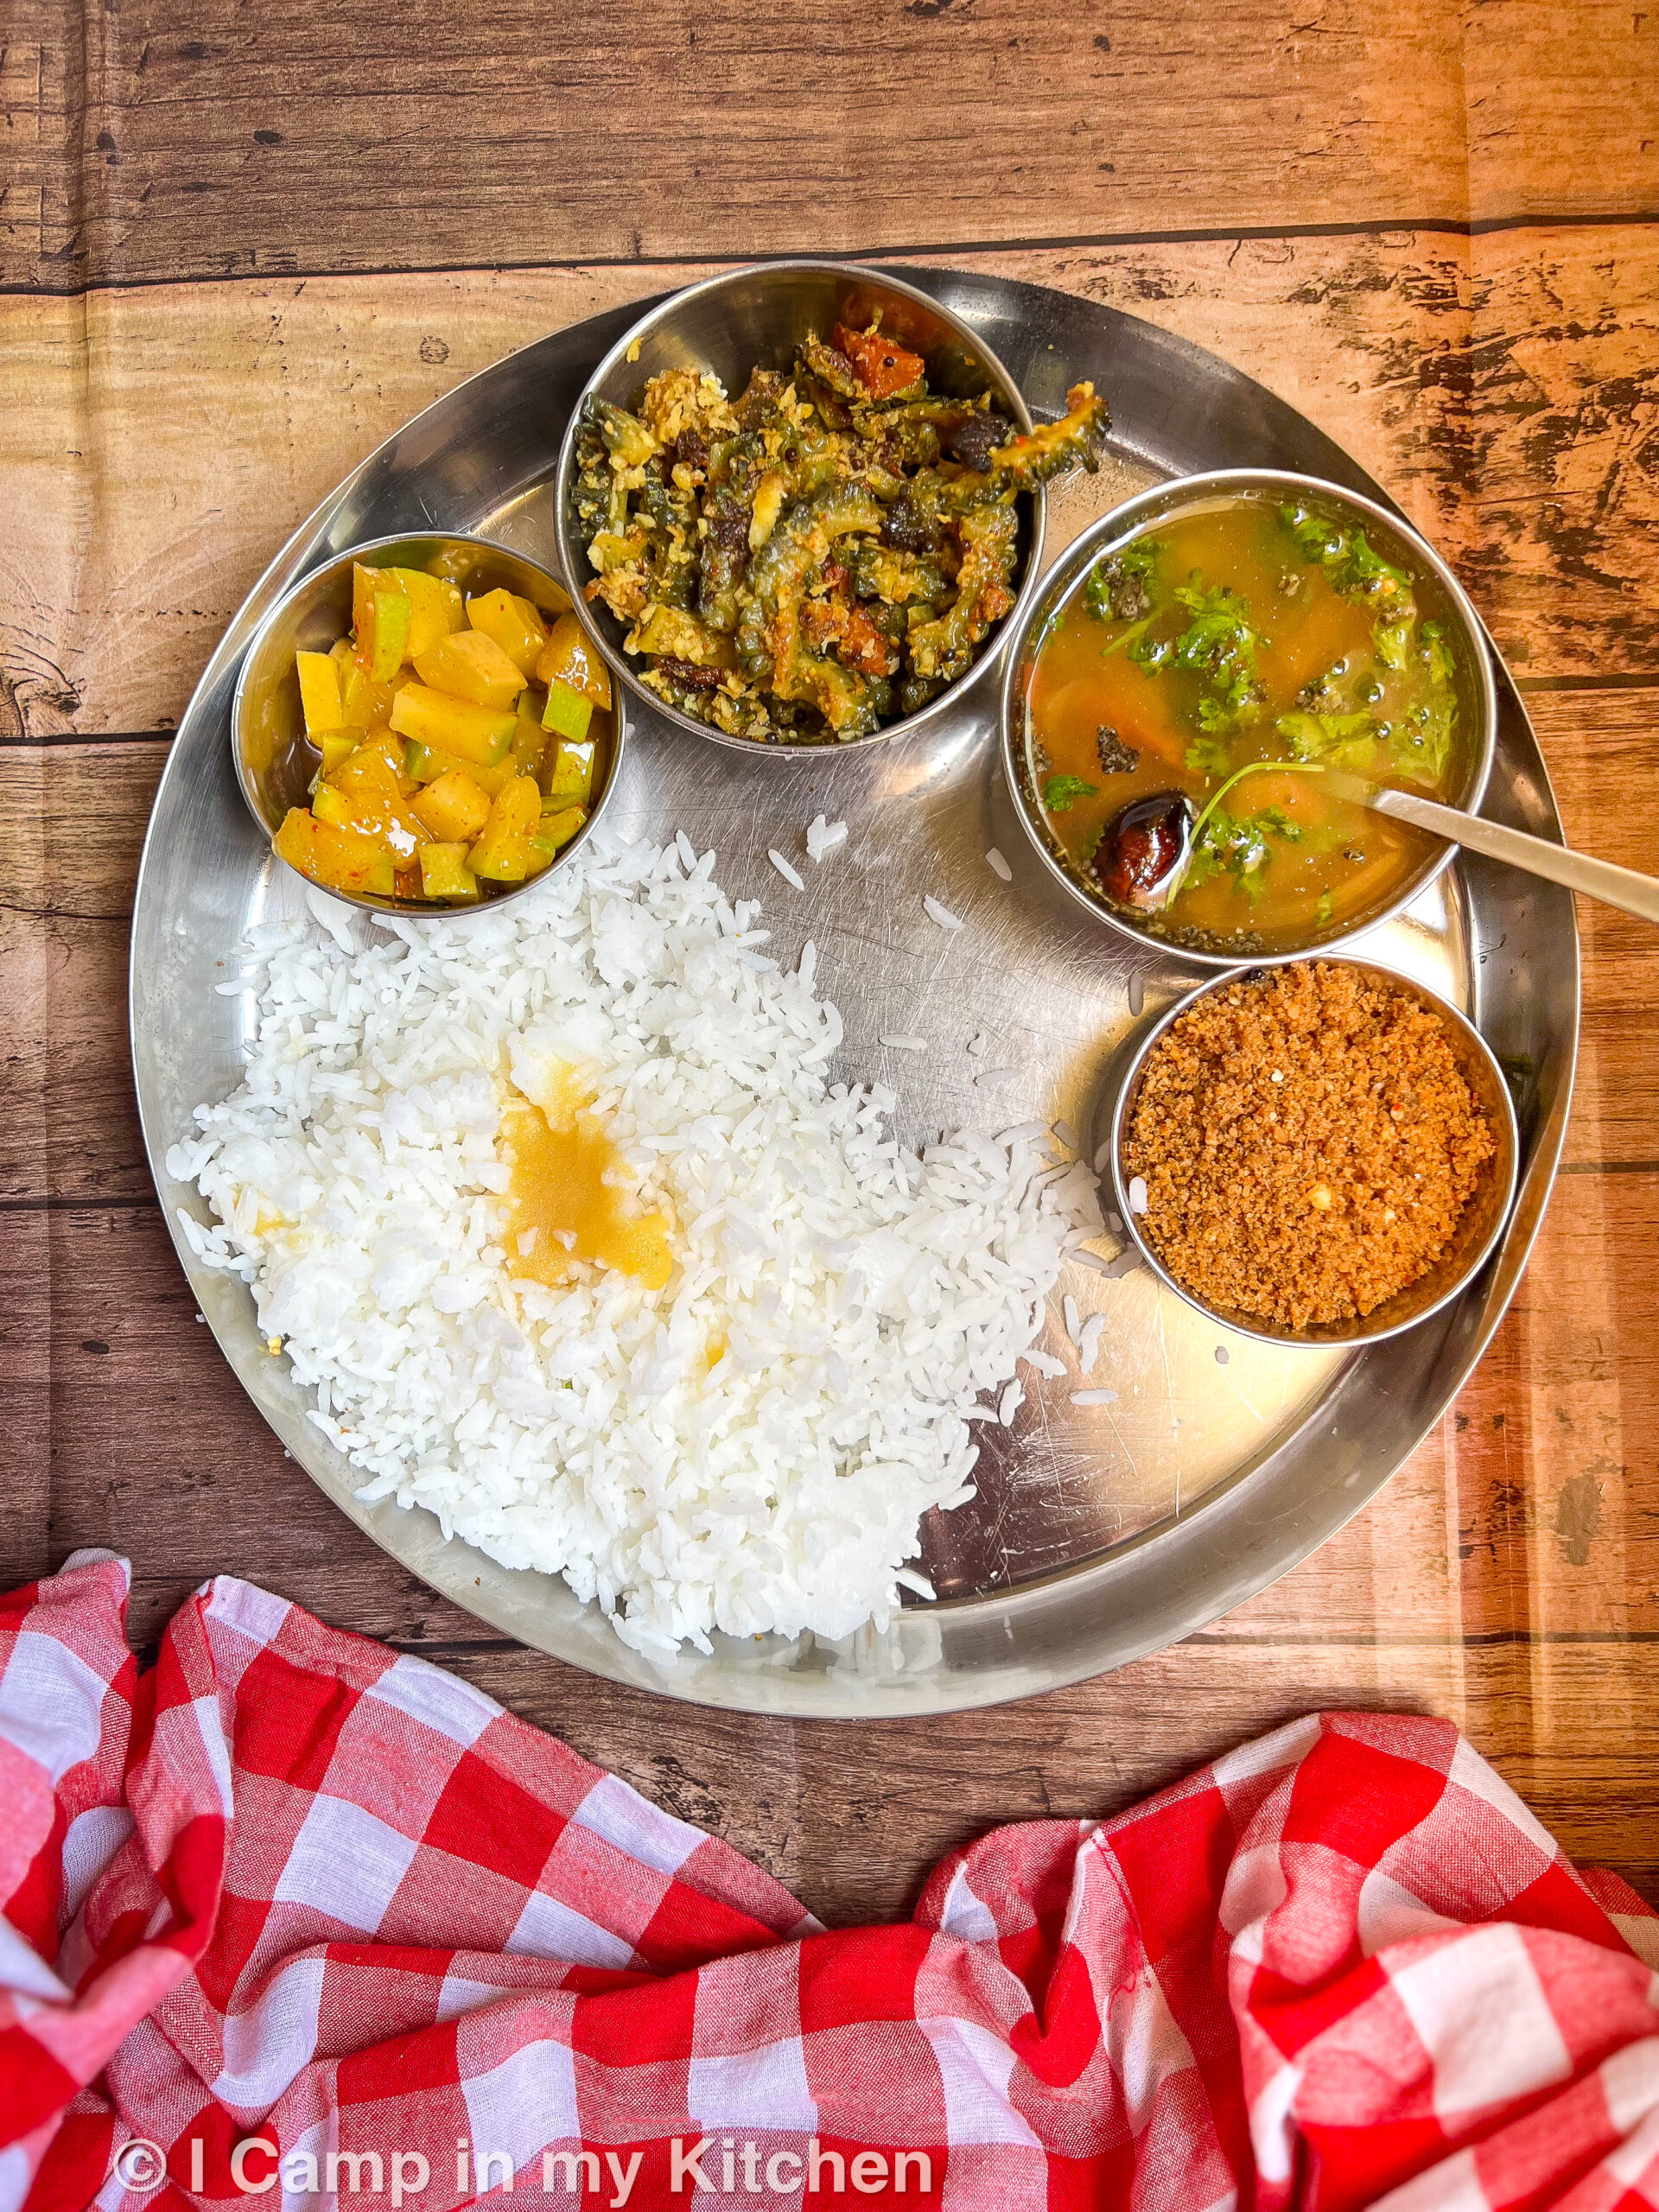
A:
[{"left": 4, "top": 2, "right": 1657, "bottom": 1919}]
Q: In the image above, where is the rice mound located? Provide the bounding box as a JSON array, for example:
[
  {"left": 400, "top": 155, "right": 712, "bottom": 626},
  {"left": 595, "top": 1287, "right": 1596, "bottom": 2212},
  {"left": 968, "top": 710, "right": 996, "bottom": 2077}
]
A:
[{"left": 168, "top": 828, "right": 1098, "bottom": 1654}]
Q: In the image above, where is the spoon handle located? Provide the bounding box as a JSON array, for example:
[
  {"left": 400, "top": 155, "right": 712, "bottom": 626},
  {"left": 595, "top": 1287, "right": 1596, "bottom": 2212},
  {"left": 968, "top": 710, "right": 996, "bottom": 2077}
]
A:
[{"left": 1364, "top": 786, "right": 1659, "bottom": 926}]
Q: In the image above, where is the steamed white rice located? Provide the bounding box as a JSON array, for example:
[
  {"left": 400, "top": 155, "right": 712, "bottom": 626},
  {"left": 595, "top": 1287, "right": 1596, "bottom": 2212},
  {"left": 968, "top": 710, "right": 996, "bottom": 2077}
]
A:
[{"left": 168, "top": 828, "right": 1099, "bottom": 1655}]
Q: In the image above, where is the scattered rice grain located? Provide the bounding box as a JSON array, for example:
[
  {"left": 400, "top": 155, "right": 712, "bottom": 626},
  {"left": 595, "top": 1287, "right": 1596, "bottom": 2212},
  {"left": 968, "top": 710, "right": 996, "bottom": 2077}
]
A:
[{"left": 805, "top": 815, "right": 848, "bottom": 862}]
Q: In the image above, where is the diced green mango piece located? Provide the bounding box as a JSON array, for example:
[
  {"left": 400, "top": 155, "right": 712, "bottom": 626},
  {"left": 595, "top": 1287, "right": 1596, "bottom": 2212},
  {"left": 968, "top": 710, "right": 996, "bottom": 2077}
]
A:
[
  {"left": 532, "top": 803, "right": 588, "bottom": 857},
  {"left": 404, "top": 740, "right": 517, "bottom": 797},
  {"left": 318, "top": 729, "right": 361, "bottom": 777},
  {"left": 359, "top": 587, "right": 412, "bottom": 682},
  {"left": 542, "top": 738, "right": 595, "bottom": 804},
  {"left": 467, "top": 774, "right": 541, "bottom": 881},
  {"left": 296, "top": 651, "right": 345, "bottom": 734},
  {"left": 388, "top": 683, "right": 515, "bottom": 765},
  {"left": 541, "top": 677, "right": 594, "bottom": 743},
  {"left": 418, "top": 842, "right": 480, "bottom": 899},
  {"left": 273, "top": 807, "right": 396, "bottom": 898}
]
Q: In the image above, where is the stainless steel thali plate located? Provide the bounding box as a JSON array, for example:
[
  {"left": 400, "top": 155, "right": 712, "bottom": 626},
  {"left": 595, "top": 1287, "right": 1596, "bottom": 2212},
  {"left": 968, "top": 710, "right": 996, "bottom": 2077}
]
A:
[{"left": 130, "top": 271, "right": 1580, "bottom": 1715}]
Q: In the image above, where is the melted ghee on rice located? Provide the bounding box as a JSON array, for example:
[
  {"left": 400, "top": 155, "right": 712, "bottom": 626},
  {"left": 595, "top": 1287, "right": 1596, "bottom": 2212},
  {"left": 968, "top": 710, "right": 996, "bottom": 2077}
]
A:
[{"left": 502, "top": 1069, "right": 672, "bottom": 1291}]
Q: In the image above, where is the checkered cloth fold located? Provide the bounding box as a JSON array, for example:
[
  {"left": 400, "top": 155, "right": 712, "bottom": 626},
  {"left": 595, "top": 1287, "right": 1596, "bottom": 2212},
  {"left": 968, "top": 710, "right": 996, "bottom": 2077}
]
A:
[{"left": 3, "top": 1554, "right": 1656, "bottom": 2211}]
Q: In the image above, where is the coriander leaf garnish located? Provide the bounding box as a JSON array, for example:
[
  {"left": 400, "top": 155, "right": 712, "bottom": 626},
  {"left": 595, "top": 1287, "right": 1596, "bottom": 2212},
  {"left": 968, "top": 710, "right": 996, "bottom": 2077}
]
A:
[
  {"left": 1279, "top": 504, "right": 1415, "bottom": 620},
  {"left": 1420, "top": 618, "right": 1456, "bottom": 690},
  {"left": 1170, "top": 581, "right": 1263, "bottom": 681},
  {"left": 1042, "top": 773, "right": 1099, "bottom": 813},
  {"left": 1184, "top": 804, "right": 1302, "bottom": 901},
  {"left": 1278, "top": 709, "right": 1384, "bottom": 772},
  {"left": 1154, "top": 575, "right": 1269, "bottom": 734},
  {"left": 1162, "top": 760, "right": 1328, "bottom": 907},
  {"left": 1391, "top": 694, "right": 1455, "bottom": 787},
  {"left": 1184, "top": 732, "right": 1233, "bottom": 777},
  {"left": 1196, "top": 679, "right": 1264, "bottom": 734},
  {"left": 1127, "top": 631, "right": 1175, "bottom": 672},
  {"left": 1101, "top": 613, "right": 1157, "bottom": 659}
]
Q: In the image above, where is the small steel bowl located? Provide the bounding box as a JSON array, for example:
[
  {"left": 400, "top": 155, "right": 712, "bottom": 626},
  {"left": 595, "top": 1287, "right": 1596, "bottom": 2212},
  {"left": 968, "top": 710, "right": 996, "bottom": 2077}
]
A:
[
  {"left": 232, "top": 531, "right": 625, "bottom": 916},
  {"left": 552, "top": 258, "right": 1046, "bottom": 758},
  {"left": 1108, "top": 958, "right": 1520, "bottom": 1348},
  {"left": 1000, "top": 468, "right": 1498, "bottom": 967}
]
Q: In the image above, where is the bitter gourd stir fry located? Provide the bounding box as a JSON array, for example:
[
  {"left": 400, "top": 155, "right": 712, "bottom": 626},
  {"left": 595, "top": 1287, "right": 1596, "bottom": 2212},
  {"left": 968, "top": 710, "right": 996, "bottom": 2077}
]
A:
[{"left": 573, "top": 324, "right": 1109, "bottom": 742}]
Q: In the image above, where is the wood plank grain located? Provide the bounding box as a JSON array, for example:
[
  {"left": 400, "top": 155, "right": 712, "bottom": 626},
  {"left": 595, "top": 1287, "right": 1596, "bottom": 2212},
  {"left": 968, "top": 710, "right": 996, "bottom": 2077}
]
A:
[
  {"left": 0, "top": 748, "right": 53, "bottom": 1583},
  {"left": 0, "top": 0, "right": 1474, "bottom": 297},
  {"left": 1446, "top": 1169, "right": 1659, "bottom": 1643},
  {"left": 1523, "top": 690, "right": 1659, "bottom": 1170},
  {"left": 0, "top": 742, "right": 162, "bottom": 1205},
  {"left": 1468, "top": 226, "right": 1659, "bottom": 681},
  {"left": 8, "top": 0, "right": 1656, "bottom": 297},
  {"left": 5, "top": 229, "right": 1656, "bottom": 746},
  {"left": 1464, "top": 2, "right": 1659, "bottom": 223}
]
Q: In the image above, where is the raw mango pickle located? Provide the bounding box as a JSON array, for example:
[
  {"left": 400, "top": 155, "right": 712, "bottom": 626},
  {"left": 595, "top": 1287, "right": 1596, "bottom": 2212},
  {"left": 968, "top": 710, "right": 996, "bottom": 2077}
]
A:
[
  {"left": 270, "top": 558, "right": 607, "bottom": 905},
  {"left": 387, "top": 683, "right": 517, "bottom": 764},
  {"left": 413, "top": 629, "right": 525, "bottom": 709},
  {"left": 469, "top": 773, "right": 543, "bottom": 883},
  {"left": 468, "top": 586, "right": 558, "bottom": 677},
  {"left": 536, "top": 611, "right": 612, "bottom": 705},
  {"left": 543, "top": 739, "right": 595, "bottom": 805},
  {"left": 410, "top": 768, "right": 493, "bottom": 846},
  {"left": 542, "top": 678, "right": 594, "bottom": 743}
]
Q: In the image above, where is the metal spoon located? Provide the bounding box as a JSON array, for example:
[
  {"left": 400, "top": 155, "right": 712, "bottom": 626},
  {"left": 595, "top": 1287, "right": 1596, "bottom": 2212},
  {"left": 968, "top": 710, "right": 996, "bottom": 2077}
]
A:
[
  {"left": 1317, "top": 767, "right": 1659, "bottom": 925},
  {"left": 1095, "top": 779, "right": 1659, "bottom": 925}
]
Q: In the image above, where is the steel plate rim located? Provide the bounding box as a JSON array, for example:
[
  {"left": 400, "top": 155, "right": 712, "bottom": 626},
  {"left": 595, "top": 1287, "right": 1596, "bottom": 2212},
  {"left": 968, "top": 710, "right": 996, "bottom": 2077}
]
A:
[{"left": 129, "top": 267, "right": 1581, "bottom": 1715}]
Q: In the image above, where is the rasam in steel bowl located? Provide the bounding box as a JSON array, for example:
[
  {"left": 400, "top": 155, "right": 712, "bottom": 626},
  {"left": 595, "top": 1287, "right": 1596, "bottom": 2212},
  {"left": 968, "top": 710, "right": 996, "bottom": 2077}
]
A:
[
  {"left": 1107, "top": 958, "right": 1519, "bottom": 1348},
  {"left": 232, "top": 532, "right": 625, "bottom": 917},
  {"left": 1000, "top": 469, "right": 1498, "bottom": 967},
  {"left": 553, "top": 258, "right": 1048, "bottom": 758}
]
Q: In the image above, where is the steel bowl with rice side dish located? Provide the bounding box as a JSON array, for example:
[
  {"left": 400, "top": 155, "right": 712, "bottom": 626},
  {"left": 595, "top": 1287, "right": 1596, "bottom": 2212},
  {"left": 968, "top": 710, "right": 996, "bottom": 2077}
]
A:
[
  {"left": 1001, "top": 469, "right": 1499, "bottom": 968},
  {"left": 554, "top": 259, "right": 1078, "bottom": 758},
  {"left": 1106, "top": 958, "right": 1520, "bottom": 1349},
  {"left": 232, "top": 532, "right": 626, "bottom": 917}
]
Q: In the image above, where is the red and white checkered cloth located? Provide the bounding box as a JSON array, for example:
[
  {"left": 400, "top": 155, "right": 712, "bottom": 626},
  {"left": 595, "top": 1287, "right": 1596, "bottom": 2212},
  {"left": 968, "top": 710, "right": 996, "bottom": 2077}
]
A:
[{"left": 3, "top": 1553, "right": 1657, "bottom": 2212}]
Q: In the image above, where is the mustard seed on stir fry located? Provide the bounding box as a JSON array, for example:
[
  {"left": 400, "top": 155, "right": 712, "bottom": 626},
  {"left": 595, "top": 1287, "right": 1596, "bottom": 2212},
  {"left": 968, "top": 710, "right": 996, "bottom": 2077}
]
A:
[{"left": 572, "top": 325, "right": 1109, "bottom": 742}]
